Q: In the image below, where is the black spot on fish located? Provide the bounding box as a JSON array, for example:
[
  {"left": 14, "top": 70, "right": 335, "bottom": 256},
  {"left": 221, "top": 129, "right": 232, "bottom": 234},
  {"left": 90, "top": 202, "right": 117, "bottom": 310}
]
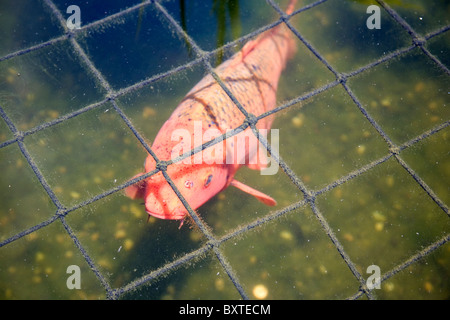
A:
[{"left": 204, "top": 174, "right": 213, "bottom": 187}]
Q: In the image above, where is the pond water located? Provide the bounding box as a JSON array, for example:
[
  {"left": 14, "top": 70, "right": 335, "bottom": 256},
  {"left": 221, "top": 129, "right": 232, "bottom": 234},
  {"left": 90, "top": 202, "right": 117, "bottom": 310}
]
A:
[{"left": 0, "top": 0, "right": 449, "bottom": 299}]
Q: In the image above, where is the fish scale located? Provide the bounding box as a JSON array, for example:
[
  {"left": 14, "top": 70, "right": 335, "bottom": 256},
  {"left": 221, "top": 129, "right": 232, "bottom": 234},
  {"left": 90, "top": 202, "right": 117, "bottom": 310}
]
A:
[
  {"left": 125, "top": 0, "right": 298, "bottom": 222},
  {"left": 170, "top": 30, "right": 294, "bottom": 135}
]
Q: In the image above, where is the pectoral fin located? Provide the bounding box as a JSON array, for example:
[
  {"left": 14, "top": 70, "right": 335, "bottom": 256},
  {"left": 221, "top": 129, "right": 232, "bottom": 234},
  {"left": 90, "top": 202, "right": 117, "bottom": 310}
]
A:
[
  {"left": 230, "top": 179, "right": 277, "bottom": 206},
  {"left": 124, "top": 173, "right": 146, "bottom": 199}
]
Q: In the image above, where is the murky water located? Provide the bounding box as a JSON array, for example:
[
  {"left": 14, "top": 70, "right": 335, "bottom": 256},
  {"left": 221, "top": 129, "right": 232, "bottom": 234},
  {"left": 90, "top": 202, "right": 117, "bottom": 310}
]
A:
[{"left": 0, "top": 0, "right": 449, "bottom": 299}]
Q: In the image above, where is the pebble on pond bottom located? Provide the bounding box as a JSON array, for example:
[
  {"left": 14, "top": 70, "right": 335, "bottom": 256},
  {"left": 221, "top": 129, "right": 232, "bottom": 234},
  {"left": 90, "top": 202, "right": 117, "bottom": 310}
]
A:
[{"left": 252, "top": 284, "right": 269, "bottom": 299}]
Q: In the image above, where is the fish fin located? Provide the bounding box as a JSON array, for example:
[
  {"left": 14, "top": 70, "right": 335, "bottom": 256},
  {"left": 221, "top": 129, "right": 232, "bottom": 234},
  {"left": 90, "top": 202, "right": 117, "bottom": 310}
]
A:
[
  {"left": 230, "top": 179, "right": 277, "bottom": 206},
  {"left": 286, "top": 0, "right": 297, "bottom": 15},
  {"left": 227, "top": 38, "right": 262, "bottom": 69},
  {"left": 241, "top": 38, "right": 260, "bottom": 57},
  {"left": 124, "top": 173, "right": 146, "bottom": 199}
]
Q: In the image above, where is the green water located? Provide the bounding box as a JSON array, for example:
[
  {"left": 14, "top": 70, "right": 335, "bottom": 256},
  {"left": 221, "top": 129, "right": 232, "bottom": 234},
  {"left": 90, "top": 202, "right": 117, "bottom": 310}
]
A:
[{"left": 0, "top": 0, "right": 449, "bottom": 300}]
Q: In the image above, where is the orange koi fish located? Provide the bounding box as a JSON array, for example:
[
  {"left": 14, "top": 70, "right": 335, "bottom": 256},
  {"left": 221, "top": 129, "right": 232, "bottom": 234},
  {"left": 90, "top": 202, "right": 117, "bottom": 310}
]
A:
[{"left": 125, "top": 0, "right": 297, "bottom": 221}]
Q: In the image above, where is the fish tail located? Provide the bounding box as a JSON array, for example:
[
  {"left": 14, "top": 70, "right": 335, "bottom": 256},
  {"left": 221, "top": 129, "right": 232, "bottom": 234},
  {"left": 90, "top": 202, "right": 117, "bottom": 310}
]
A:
[
  {"left": 281, "top": 0, "right": 298, "bottom": 61},
  {"left": 286, "top": 0, "right": 297, "bottom": 15},
  {"left": 234, "top": 0, "right": 298, "bottom": 68}
]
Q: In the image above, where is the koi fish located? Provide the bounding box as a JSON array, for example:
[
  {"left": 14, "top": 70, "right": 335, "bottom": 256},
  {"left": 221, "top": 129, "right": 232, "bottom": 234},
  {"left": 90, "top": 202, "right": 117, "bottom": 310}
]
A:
[{"left": 125, "top": 0, "right": 297, "bottom": 221}]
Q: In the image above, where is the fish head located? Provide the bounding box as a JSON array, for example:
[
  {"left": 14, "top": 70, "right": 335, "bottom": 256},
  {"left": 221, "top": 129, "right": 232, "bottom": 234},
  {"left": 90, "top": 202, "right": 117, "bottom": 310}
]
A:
[{"left": 139, "top": 159, "right": 231, "bottom": 220}]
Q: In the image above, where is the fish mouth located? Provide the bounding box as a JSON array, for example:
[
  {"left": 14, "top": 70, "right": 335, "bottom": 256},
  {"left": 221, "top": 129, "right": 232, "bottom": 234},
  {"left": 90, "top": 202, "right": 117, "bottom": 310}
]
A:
[
  {"left": 146, "top": 208, "right": 186, "bottom": 220},
  {"left": 144, "top": 192, "right": 187, "bottom": 220}
]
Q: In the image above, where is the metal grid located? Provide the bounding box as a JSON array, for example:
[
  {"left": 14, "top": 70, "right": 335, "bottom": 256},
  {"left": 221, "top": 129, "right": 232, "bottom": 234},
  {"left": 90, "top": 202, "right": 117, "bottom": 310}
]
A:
[{"left": 0, "top": 0, "right": 448, "bottom": 300}]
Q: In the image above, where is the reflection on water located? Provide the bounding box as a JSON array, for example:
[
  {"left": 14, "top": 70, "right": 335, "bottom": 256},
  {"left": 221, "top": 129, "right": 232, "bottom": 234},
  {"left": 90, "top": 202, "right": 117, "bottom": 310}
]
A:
[{"left": 0, "top": 0, "right": 449, "bottom": 299}]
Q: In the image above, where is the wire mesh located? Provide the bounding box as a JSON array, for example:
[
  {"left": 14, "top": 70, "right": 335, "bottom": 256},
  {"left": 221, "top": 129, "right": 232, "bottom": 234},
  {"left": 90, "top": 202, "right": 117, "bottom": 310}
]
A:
[{"left": 0, "top": 0, "right": 449, "bottom": 300}]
